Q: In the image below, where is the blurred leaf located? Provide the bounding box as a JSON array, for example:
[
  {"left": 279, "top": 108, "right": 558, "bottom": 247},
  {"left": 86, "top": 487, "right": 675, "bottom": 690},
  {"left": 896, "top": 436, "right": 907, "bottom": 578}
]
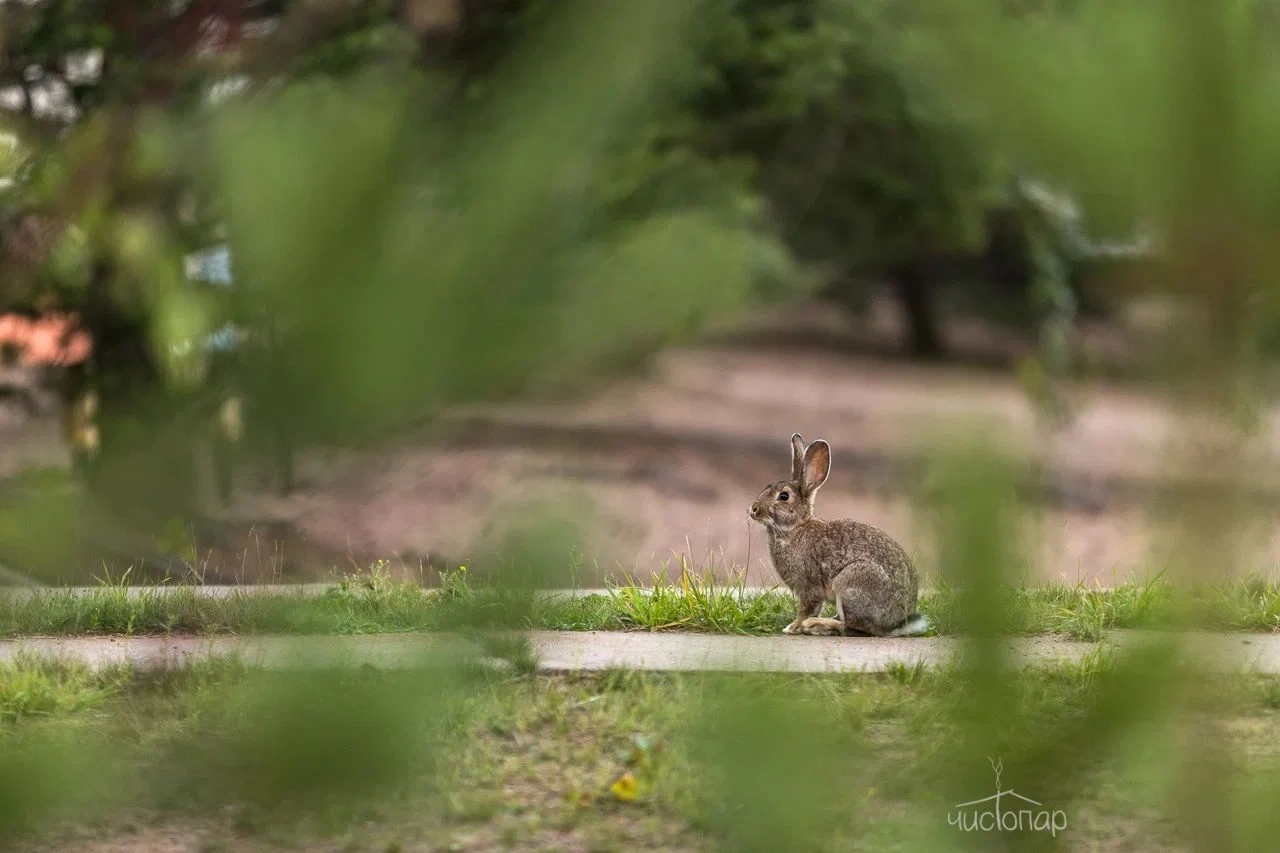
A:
[
  {"left": 683, "top": 678, "right": 859, "bottom": 853},
  {"left": 158, "top": 663, "right": 476, "bottom": 812}
]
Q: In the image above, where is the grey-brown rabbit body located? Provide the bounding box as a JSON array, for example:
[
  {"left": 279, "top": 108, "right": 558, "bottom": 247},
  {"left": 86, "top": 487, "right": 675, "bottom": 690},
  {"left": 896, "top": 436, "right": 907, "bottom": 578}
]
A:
[{"left": 749, "top": 433, "right": 929, "bottom": 637}]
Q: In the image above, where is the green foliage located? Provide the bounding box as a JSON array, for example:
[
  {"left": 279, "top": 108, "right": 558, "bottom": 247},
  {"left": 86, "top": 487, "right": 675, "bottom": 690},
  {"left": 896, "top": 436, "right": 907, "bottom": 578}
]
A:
[
  {"left": 684, "top": 677, "right": 857, "bottom": 852},
  {"left": 686, "top": 0, "right": 1001, "bottom": 273},
  {"left": 918, "top": 0, "right": 1280, "bottom": 376},
  {"left": 0, "top": 656, "right": 121, "bottom": 722},
  {"left": 160, "top": 666, "right": 463, "bottom": 811},
  {"left": 204, "top": 1, "right": 797, "bottom": 439}
]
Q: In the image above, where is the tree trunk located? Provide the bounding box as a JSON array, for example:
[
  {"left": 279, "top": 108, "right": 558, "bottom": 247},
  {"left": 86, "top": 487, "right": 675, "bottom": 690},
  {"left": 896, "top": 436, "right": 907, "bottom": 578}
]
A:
[{"left": 896, "top": 267, "right": 945, "bottom": 360}]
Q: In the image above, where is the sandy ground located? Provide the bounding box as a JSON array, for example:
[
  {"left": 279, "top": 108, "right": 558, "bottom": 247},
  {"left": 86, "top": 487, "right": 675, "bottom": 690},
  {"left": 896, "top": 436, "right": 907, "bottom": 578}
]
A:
[
  {"left": 249, "top": 308, "right": 1280, "bottom": 588},
  {"left": 5, "top": 298, "right": 1280, "bottom": 587}
]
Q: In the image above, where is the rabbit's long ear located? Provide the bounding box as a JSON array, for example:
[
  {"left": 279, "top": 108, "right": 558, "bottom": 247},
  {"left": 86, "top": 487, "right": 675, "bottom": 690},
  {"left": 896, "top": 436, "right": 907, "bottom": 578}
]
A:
[
  {"left": 791, "top": 433, "right": 806, "bottom": 482},
  {"left": 802, "top": 440, "right": 831, "bottom": 494}
]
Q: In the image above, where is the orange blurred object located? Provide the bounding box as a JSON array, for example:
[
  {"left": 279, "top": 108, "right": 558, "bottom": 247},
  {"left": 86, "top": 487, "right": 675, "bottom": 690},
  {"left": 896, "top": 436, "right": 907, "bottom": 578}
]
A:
[{"left": 0, "top": 311, "right": 93, "bottom": 366}]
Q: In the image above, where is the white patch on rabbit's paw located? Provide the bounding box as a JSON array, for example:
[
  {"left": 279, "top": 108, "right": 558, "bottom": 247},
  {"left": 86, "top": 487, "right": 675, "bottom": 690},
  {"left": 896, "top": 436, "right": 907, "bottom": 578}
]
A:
[{"left": 782, "top": 622, "right": 799, "bottom": 635}]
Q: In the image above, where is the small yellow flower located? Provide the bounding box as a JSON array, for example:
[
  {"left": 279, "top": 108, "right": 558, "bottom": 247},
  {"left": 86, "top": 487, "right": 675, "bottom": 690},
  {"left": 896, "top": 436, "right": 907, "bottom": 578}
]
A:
[{"left": 609, "top": 771, "right": 640, "bottom": 803}]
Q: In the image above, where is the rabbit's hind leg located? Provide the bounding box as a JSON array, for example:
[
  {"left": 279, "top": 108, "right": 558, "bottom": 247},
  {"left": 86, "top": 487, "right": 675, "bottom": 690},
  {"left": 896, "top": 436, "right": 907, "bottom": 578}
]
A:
[{"left": 833, "top": 562, "right": 905, "bottom": 637}]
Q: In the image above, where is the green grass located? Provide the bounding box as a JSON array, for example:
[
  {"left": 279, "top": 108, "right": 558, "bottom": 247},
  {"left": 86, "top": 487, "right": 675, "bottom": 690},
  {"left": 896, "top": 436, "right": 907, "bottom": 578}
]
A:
[
  {"left": 2, "top": 650, "right": 1279, "bottom": 852},
  {"left": 0, "top": 655, "right": 125, "bottom": 722},
  {"left": 1, "top": 564, "right": 1278, "bottom": 640}
]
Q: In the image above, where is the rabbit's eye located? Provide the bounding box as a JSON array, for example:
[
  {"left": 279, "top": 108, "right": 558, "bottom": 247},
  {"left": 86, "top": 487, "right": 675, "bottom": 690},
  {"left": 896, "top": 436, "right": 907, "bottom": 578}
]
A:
[{"left": 778, "top": 490, "right": 790, "bottom": 501}]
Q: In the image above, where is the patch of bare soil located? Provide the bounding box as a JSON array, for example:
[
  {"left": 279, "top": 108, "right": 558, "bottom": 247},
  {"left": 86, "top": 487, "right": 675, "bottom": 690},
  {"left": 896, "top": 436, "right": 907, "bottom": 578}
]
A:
[
  {"left": 19, "top": 824, "right": 218, "bottom": 853},
  {"left": 21, "top": 820, "right": 697, "bottom": 853},
  {"left": 5, "top": 298, "right": 1280, "bottom": 586},
  {"left": 258, "top": 302, "right": 1280, "bottom": 587}
]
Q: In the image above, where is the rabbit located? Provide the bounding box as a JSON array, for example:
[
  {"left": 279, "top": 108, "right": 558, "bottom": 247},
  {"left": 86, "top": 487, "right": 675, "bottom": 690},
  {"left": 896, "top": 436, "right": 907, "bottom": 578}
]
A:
[{"left": 749, "top": 433, "right": 930, "bottom": 637}]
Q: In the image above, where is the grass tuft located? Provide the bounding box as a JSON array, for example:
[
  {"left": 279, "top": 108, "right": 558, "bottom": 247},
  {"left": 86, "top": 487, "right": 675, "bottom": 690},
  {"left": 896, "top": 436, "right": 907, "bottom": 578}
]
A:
[
  {"left": 0, "top": 655, "right": 125, "bottom": 722},
  {"left": 1200, "top": 576, "right": 1280, "bottom": 631},
  {"left": 602, "top": 564, "right": 795, "bottom": 635}
]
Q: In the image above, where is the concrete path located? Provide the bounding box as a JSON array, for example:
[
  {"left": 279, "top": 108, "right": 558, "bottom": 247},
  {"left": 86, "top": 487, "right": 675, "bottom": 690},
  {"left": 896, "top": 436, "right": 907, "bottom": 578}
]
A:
[
  {"left": 0, "top": 584, "right": 651, "bottom": 600},
  {"left": 0, "top": 582, "right": 1118, "bottom": 599},
  {"left": 2, "top": 630, "right": 1278, "bottom": 674},
  {"left": 0, "top": 583, "right": 352, "bottom": 598}
]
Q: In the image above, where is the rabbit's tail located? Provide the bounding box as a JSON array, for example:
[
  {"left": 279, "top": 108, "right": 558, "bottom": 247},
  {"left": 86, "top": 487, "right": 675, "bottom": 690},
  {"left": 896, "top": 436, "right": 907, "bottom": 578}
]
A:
[{"left": 886, "top": 613, "right": 931, "bottom": 638}]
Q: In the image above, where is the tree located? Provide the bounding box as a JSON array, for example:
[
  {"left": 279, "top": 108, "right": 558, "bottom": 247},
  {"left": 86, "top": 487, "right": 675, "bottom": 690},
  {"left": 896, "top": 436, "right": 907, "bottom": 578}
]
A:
[
  {"left": 665, "top": 0, "right": 999, "bottom": 357},
  {"left": 668, "top": 0, "right": 1150, "bottom": 361}
]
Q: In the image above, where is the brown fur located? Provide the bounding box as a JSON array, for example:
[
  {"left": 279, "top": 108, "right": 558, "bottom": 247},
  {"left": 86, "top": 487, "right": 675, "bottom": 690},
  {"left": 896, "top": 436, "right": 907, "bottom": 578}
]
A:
[{"left": 749, "top": 433, "right": 920, "bottom": 637}]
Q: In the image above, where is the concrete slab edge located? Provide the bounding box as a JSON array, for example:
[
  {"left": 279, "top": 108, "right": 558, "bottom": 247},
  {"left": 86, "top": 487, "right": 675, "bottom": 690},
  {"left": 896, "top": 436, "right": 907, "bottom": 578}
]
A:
[
  {"left": 0, "top": 630, "right": 1276, "bottom": 675},
  {"left": 0, "top": 583, "right": 1133, "bottom": 600}
]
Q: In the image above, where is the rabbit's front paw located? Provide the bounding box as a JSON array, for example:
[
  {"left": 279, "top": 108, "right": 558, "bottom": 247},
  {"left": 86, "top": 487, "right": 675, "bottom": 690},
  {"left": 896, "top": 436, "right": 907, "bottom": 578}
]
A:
[
  {"left": 782, "top": 620, "right": 802, "bottom": 635},
  {"left": 800, "top": 617, "right": 844, "bottom": 636}
]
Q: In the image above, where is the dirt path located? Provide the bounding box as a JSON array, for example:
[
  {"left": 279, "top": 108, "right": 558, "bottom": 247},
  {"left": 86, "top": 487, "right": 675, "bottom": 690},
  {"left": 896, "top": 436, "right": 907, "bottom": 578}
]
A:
[
  {"left": 7, "top": 300, "right": 1280, "bottom": 587},
  {"left": 259, "top": 323, "right": 1280, "bottom": 587},
  {"left": 4, "top": 630, "right": 1279, "bottom": 674}
]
